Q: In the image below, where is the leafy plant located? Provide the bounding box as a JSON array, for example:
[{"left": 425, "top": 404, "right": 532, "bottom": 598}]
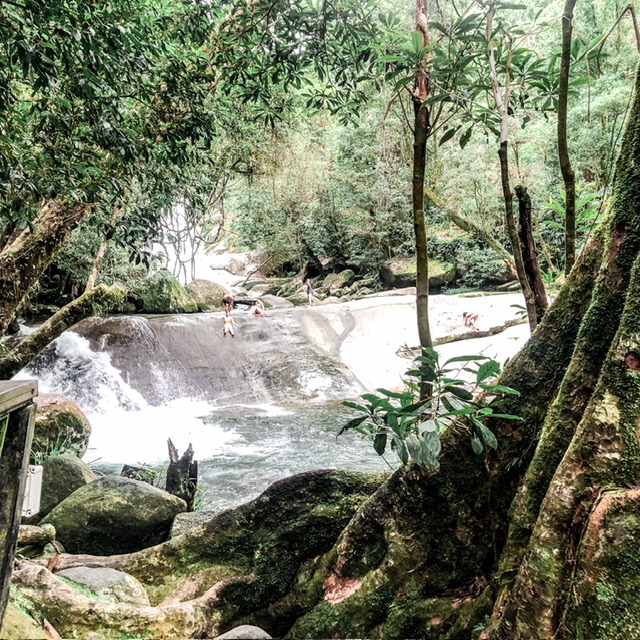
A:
[{"left": 339, "top": 348, "right": 520, "bottom": 469}]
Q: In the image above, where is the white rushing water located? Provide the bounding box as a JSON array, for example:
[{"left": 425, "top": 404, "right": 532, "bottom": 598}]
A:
[{"left": 17, "top": 292, "right": 530, "bottom": 511}]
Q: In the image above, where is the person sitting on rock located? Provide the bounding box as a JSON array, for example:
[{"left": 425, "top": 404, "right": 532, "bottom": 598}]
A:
[
  {"left": 223, "top": 313, "right": 237, "bottom": 338},
  {"left": 463, "top": 311, "right": 479, "bottom": 330},
  {"left": 251, "top": 299, "right": 266, "bottom": 317}
]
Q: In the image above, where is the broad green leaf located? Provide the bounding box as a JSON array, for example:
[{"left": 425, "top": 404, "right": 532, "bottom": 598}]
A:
[
  {"left": 479, "top": 425, "right": 498, "bottom": 449},
  {"left": 446, "top": 386, "right": 474, "bottom": 401},
  {"left": 423, "top": 430, "right": 441, "bottom": 457},
  {"left": 405, "top": 434, "right": 423, "bottom": 464},
  {"left": 470, "top": 435, "right": 483, "bottom": 455},
  {"left": 443, "top": 355, "right": 490, "bottom": 364},
  {"left": 479, "top": 384, "right": 520, "bottom": 395},
  {"left": 342, "top": 401, "right": 368, "bottom": 412},
  {"left": 374, "top": 432, "right": 387, "bottom": 456},
  {"left": 476, "top": 360, "right": 500, "bottom": 383}
]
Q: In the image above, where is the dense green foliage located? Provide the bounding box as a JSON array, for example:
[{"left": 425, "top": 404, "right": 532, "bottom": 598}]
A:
[{"left": 340, "top": 349, "right": 520, "bottom": 468}]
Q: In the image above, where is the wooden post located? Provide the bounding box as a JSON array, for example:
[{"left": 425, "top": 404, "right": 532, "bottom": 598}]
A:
[{"left": 0, "top": 380, "right": 38, "bottom": 627}]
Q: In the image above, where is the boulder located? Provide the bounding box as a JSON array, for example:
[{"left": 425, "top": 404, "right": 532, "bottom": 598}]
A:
[
  {"left": 284, "top": 293, "right": 317, "bottom": 306},
  {"left": 259, "top": 294, "right": 294, "bottom": 309},
  {"left": 17, "top": 524, "right": 56, "bottom": 547},
  {"left": 56, "top": 567, "right": 150, "bottom": 606},
  {"left": 185, "top": 279, "right": 228, "bottom": 312},
  {"left": 40, "top": 475, "right": 186, "bottom": 555},
  {"left": 40, "top": 453, "right": 97, "bottom": 517},
  {"left": 141, "top": 270, "right": 198, "bottom": 314},
  {"left": 32, "top": 394, "right": 91, "bottom": 462},
  {"left": 380, "top": 258, "right": 457, "bottom": 288},
  {"left": 170, "top": 511, "right": 217, "bottom": 538},
  {"left": 0, "top": 603, "right": 48, "bottom": 640},
  {"left": 321, "top": 269, "right": 355, "bottom": 293},
  {"left": 226, "top": 257, "right": 246, "bottom": 275},
  {"left": 215, "top": 625, "right": 272, "bottom": 639}
]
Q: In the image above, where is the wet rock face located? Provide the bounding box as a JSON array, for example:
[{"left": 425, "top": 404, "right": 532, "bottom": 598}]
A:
[
  {"left": 40, "top": 475, "right": 186, "bottom": 555},
  {"left": 32, "top": 393, "right": 91, "bottom": 460},
  {"left": 56, "top": 567, "right": 150, "bottom": 606},
  {"left": 65, "top": 312, "right": 363, "bottom": 407},
  {"left": 40, "top": 453, "right": 97, "bottom": 517}
]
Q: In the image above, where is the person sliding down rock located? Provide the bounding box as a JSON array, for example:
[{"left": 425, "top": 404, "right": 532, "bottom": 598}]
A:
[{"left": 223, "top": 313, "right": 237, "bottom": 338}]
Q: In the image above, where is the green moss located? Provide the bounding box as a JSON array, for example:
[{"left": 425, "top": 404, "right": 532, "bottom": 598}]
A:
[
  {"left": 0, "top": 602, "right": 48, "bottom": 639},
  {"left": 141, "top": 270, "right": 198, "bottom": 314}
]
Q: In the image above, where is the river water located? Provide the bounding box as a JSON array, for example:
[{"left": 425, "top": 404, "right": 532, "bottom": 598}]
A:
[{"left": 17, "top": 293, "right": 528, "bottom": 512}]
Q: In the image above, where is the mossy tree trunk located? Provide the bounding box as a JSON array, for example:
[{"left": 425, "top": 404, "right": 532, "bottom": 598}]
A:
[{"left": 0, "top": 199, "right": 88, "bottom": 336}]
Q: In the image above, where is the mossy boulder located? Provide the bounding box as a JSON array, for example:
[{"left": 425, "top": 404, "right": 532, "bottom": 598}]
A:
[
  {"left": 380, "top": 258, "right": 457, "bottom": 288},
  {"left": 141, "top": 270, "right": 198, "bottom": 314},
  {"left": 40, "top": 453, "right": 97, "bottom": 517},
  {"left": 32, "top": 394, "right": 91, "bottom": 462},
  {"left": 185, "top": 279, "right": 228, "bottom": 312},
  {"left": 321, "top": 269, "right": 356, "bottom": 293},
  {"left": 56, "top": 567, "right": 150, "bottom": 606},
  {"left": 40, "top": 475, "right": 186, "bottom": 555},
  {"left": 0, "top": 602, "right": 48, "bottom": 639},
  {"left": 260, "top": 294, "right": 294, "bottom": 308},
  {"left": 170, "top": 511, "right": 217, "bottom": 538}
]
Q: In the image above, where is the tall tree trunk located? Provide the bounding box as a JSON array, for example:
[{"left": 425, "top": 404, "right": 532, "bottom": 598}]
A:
[
  {"left": 412, "top": 0, "right": 433, "bottom": 358},
  {"left": 515, "top": 185, "right": 548, "bottom": 323},
  {"left": 0, "top": 200, "right": 88, "bottom": 336},
  {"left": 486, "top": 1, "right": 538, "bottom": 331},
  {"left": 559, "top": 0, "right": 578, "bottom": 274}
]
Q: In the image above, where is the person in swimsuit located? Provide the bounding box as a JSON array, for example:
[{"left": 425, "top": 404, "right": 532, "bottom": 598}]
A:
[
  {"left": 251, "top": 299, "right": 266, "bottom": 317},
  {"left": 222, "top": 294, "right": 234, "bottom": 314},
  {"left": 223, "top": 313, "right": 237, "bottom": 337},
  {"left": 463, "top": 311, "right": 479, "bottom": 330}
]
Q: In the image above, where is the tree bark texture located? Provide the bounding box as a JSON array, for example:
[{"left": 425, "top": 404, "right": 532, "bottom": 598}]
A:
[
  {"left": 558, "top": 0, "right": 578, "bottom": 274},
  {"left": 0, "top": 284, "right": 125, "bottom": 380},
  {"left": 515, "top": 185, "right": 548, "bottom": 323},
  {"left": 412, "top": 0, "right": 433, "bottom": 357},
  {"left": 0, "top": 200, "right": 87, "bottom": 336}
]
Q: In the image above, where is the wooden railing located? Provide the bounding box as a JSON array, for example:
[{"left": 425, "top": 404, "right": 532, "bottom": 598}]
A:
[{"left": 0, "top": 380, "right": 38, "bottom": 627}]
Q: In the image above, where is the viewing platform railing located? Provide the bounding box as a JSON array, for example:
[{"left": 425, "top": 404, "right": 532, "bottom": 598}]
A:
[{"left": 0, "top": 380, "right": 38, "bottom": 628}]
